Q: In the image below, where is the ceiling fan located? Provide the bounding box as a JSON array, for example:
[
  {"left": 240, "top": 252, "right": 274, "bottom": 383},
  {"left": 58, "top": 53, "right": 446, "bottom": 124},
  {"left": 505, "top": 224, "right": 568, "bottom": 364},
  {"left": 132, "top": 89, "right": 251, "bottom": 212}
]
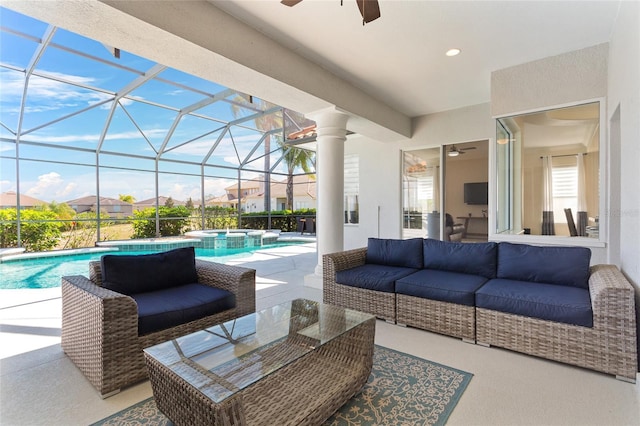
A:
[
  {"left": 447, "top": 145, "right": 476, "bottom": 157},
  {"left": 281, "top": 0, "right": 381, "bottom": 25}
]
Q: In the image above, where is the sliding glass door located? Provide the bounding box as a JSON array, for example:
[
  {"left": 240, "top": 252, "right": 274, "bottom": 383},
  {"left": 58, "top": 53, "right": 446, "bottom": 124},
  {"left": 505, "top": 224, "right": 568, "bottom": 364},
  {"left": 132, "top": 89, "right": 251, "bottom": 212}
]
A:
[{"left": 401, "top": 148, "right": 441, "bottom": 240}]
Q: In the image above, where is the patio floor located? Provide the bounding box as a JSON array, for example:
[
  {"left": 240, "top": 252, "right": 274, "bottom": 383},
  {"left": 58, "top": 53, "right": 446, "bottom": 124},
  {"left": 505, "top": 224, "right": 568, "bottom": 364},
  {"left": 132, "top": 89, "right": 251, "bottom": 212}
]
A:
[{"left": 1, "top": 240, "right": 639, "bottom": 425}]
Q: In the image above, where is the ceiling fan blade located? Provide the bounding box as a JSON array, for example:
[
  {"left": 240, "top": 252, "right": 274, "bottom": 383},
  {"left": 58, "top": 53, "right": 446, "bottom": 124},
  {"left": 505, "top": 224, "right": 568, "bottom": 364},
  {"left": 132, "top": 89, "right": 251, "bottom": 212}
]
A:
[
  {"left": 281, "top": 0, "right": 303, "bottom": 6},
  {"left": 461, "top": 146, "right": 477, "bottom": 151},
  {"left": 356, "top": 0, "right": 381, "bottom": 24}
]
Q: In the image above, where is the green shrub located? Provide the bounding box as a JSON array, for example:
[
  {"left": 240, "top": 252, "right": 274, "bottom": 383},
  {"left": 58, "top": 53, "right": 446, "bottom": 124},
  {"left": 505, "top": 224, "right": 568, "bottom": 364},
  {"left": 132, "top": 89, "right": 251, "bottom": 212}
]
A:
[
  {"left": 239, "top": 209, "right": 316, "bottom": 231},
  {"left": 0, "top": 208, "right": 62, "bottom": 251},
  {"left": 132, "top": 206, "right": 191, "bottom": 238}
]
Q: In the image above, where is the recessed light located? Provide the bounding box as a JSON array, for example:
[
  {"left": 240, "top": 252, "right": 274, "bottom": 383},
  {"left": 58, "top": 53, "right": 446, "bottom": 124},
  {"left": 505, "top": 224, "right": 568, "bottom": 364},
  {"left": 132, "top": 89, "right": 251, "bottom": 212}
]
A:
[{"left": 446, "top": 48, "right": 461, "bottom": 57}]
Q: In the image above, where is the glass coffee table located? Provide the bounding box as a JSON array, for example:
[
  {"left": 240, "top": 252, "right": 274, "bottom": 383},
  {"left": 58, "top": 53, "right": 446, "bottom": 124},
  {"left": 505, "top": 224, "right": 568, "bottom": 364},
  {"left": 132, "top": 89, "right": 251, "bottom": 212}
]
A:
[{"left": 144, "top": 299, "right": 376, "bottom": 425}]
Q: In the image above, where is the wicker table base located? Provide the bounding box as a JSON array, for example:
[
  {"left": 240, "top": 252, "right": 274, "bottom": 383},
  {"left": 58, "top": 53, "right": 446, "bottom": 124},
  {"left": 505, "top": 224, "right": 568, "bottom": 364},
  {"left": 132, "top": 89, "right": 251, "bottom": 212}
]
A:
[{"left": 144, "top": 299, "right": 376, "bottom": 426}]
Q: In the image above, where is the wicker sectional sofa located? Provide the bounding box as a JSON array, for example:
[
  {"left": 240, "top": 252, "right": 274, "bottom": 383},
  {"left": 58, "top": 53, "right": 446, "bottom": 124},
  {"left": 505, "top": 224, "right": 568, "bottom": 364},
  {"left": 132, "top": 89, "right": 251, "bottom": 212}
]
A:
[
  {"left": 323, "top": 238, "right": 638, "bottom": 382},
  {"left": 61, "top": 247, "right": 256, "bottom": 397}
]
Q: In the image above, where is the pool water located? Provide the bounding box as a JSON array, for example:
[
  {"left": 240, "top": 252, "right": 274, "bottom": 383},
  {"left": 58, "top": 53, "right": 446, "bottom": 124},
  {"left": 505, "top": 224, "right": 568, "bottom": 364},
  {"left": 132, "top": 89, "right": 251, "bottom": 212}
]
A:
[{"left": 0, "top": 243, "right": 295, "bottom": 290}]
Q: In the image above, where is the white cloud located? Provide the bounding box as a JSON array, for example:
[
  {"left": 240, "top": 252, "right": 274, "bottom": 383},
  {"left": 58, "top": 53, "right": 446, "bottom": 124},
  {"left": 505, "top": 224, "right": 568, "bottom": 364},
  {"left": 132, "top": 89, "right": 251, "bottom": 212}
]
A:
[
  {"left": 204, "top": 178, "right": 233, "bottom": 197},
  {"left": 25, "top": 172, "right": 63, "bottom": 197},
  {"left": 0, "top": 70, "right": 147, "bottom": 117},
  {"left": 22, "top": 128, "right": 167, "bottom": 146}
]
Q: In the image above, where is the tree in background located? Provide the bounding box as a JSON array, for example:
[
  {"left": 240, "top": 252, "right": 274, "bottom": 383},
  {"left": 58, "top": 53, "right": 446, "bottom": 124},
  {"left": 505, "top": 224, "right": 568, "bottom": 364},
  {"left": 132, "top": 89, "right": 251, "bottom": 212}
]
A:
[
  {"left": 36, "top": 201, "right": 76, "bottom": 231},
  {"left": 279, "top": 141, "right": 315, "bottom": 211},
  {"left": 119, "top": 194, "right": 136, "bottom": 203},
  {"left": 164, "top": 197, "right": 175, "bottom": 208}
]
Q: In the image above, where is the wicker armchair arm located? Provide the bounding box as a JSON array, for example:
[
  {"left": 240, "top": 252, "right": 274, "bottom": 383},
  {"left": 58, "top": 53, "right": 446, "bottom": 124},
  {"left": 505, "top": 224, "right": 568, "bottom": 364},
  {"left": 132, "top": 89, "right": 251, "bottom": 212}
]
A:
[
  {"left": 323, "top": 247, "right": 367, "bottom": 273},
  {"left": 588, "top": 264, "right": 637, "bottom": 329},
  {"left": 61, "top": 275, "right": 140, "bottom": 395},
  {"left": 195, "top": 259, "right": 256, "bottom": 316}
]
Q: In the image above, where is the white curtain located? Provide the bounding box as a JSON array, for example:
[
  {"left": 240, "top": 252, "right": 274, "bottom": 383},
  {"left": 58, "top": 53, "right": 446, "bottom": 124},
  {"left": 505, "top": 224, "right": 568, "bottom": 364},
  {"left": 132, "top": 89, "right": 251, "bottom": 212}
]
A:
[
  {"left": 576, "top": 153, "right": 588, "bottom": 236},
  {"left": 541, "top": 156, "right": 555, "bottom": 235},
  {"left": 432, "top": 166, "right": 440, "bottom": 213}
]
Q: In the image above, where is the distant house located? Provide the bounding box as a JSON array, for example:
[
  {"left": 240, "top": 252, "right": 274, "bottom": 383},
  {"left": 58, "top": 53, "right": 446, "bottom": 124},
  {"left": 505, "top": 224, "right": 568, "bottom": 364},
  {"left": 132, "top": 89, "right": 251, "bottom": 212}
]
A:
[
  {"left": 0, "top": 191, "right": 47, "bottom": 209},
  {"left": 206, "top": 177, "right": 264, "bottom": 211},
  {"left": 268, "top": 174, "right": 316, "bottom": 211},
  {"left": 208, "top": 175, "right": 316, "bottom": 213},
  {"left": 205, "top": 193, "right": 239, "bottom": 210},
  {"left": 134, "top": 196, "right": 185, "bottom": 211},
  {"left": 65, "top": 195, "right": 133, "bottom": 218}
]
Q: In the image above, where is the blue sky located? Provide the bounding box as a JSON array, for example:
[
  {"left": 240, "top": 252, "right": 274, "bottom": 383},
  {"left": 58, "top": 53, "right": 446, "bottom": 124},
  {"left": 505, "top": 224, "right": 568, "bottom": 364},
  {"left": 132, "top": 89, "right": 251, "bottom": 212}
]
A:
[{"left": 0, "top": 7, "right": 297, "bottom": 205}]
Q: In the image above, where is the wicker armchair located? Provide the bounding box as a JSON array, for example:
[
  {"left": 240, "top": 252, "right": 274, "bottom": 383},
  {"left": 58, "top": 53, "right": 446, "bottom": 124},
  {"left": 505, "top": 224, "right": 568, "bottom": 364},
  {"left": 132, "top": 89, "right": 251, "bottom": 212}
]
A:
[{"left": 61, "top": 259, "right": 256, "bottom": 398}]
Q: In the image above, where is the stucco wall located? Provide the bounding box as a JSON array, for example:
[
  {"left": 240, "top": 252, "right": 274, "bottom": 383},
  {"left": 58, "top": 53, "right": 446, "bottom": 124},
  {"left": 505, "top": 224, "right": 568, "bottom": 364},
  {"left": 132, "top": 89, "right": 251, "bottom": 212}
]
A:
[
  {"left": 606, "top": 0, "right": 640, "bottom": 373},
  {"left": 491, "top": 44, "right": 608, "bottom": 117},
  {"left": 344, "top": 104, "right": 494, "bottom": 250}
]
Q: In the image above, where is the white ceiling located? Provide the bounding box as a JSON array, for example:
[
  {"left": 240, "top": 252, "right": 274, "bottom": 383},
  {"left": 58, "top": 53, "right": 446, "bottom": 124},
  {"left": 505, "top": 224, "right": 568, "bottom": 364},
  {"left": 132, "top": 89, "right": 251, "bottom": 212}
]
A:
[{"left": 212, "top": 0, "right": 621, "bottom": 117}]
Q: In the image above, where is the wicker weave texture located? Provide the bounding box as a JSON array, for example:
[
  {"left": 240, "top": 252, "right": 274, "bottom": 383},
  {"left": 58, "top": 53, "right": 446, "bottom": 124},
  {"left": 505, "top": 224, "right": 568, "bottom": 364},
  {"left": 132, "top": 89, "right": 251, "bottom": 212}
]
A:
[
  {"left": 145, "top": 315, "right": 375, "bottom": 426},
  {"left": 323, "top": 248, "right": 396, "bottom": 322},
  {"left": 62, "top": 259, "right": 256, "bottom": 397},
  {"left": 397, "top": 294, "right": 476, "bottom": 341},
  {"left": 476, "top": 264, "right": 637, "bottom": 381}
]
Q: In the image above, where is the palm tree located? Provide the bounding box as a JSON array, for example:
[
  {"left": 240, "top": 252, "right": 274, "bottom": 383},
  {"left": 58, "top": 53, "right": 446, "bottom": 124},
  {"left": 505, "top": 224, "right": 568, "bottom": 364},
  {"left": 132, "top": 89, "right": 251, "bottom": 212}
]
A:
[
  {"left": 231, "top": 96, "right": 316, "bottom": 212},
  {"left": 279, "top": 140, "right": 315, "bottom": 211}
]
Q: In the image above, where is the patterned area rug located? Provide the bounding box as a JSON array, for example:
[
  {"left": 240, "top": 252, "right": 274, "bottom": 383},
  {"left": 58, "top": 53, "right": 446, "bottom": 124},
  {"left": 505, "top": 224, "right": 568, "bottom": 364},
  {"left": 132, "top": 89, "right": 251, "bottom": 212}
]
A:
[{"left": 93, "top": 345, "right": 472, "bottom": 426}]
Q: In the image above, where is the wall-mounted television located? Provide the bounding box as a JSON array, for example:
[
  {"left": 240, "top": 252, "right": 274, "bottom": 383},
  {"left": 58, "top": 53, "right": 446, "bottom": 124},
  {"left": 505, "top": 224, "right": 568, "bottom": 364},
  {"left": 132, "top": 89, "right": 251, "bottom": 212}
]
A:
[{"left": 464, "top": 182, "right": 488, "bottom": 205}]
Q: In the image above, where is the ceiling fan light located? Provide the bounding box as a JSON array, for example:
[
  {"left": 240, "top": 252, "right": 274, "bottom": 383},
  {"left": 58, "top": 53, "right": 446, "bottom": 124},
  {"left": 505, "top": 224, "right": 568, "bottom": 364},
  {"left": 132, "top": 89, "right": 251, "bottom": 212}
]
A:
[
  {"left": 497, "top": 138, "right": 509, "bottom": 145},
  {"left": 446, "top": 48, "right": 461, "bottom": 57},
  {"left": 448, "top": 150, "right": 459, "bottom": 157}
]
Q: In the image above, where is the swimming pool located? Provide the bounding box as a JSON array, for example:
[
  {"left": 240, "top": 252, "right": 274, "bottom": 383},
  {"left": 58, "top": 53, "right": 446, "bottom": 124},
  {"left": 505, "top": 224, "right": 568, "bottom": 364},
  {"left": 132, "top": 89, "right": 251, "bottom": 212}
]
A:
[{"left": 0, "top": 242, "right": 299, "bottom": 290}]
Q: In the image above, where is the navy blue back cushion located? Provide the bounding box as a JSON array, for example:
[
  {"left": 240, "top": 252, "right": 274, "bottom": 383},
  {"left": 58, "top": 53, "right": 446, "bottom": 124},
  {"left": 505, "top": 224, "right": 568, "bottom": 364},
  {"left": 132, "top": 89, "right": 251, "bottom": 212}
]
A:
[
  {"left": 497, "top": 242, "right": 591, "bottom": 289},
  {"left": 101, "top": 247, "right": 199, "bottom": 295},
  {"left": 365, "top": 238, "right": 423, "bottom": 269},
  {"left": 423, "top": 239, "right": 498, "bottom": 278}
]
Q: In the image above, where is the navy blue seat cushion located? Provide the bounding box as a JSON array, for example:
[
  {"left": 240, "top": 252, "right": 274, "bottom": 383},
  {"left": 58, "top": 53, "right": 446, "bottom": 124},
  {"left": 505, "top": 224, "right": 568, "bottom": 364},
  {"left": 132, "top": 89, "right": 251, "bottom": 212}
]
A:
[
  {"left": 423, "top": 239, "right": 498, "bottom": 278},
  {"left": 497, "top": 242, "right": 591, "bottom": 289},
  {"left": 366, "top": 238, "right": 423, "bottom": 269},
  {"left": 476, "top": 278, "right": 593, "bottom": 327},
  {"left": 132, "top": 283, "right": 235, "bottom": 335},
  {"left": 396, "top": 269, "right": 489, "bottom": 306},
  {"left": 101, "top": 247, "right": 198, "bottom": 295},
  {"left": 336, "top": 264, "right": 419, "bottom": 293}
]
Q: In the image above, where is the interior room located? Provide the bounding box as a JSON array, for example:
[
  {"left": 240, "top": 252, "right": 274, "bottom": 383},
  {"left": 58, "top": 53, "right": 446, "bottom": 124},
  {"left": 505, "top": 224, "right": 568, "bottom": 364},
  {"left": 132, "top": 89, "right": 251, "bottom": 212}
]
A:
[{"left": 1, "top": 1, "right": 638, "bottom": 425}]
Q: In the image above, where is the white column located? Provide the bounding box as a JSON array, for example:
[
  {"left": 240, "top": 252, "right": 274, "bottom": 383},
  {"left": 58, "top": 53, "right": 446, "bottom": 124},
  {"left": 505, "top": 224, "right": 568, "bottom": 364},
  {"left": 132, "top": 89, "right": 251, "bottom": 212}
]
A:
[{"left": 311, "top": 110, "right": 349, "bottom": 276}]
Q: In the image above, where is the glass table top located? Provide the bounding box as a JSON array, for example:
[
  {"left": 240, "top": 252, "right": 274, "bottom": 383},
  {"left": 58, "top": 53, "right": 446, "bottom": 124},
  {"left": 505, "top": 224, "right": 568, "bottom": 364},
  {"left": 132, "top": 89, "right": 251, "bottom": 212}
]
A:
[{"left": 144, "top": 299, "right": 374, "bottom": 403}]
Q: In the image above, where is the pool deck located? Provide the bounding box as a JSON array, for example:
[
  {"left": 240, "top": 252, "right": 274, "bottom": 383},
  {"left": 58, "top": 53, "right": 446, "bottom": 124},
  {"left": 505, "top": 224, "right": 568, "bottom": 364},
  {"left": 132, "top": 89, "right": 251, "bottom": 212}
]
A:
[{"left": 0, "top": 234, "right": 319, "bottom": 356}]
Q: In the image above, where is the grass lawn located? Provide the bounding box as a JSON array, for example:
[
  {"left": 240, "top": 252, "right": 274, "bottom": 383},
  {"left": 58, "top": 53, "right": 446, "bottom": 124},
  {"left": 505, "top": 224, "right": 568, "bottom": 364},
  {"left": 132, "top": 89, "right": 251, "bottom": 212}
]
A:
[{"left": 55, "top": 223, "right": 134, "bottom": 250}]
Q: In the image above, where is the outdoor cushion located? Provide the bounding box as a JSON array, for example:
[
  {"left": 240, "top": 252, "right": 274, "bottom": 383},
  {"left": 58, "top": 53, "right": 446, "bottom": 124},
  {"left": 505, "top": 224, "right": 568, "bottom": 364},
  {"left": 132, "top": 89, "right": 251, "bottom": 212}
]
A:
[
  {"left": 336, "top": 264, "right": 419, "bottom": 293},
  {"left": 396, "top": 269, "right": 489, "bottom": 306},
  {"left": 497, "top": 242, "right": 591, "bottom": 289},
  {"left": 101, "top": 247, "right": 198, "bottom": 295},
  {"left": 423, "top": 239, "right": 498, "bottom": 278},
  {"left": 476, "top": 278, "right": 593, "bottom": 327},
  {"left": 132, "top": 283, "right": 236, "bottom": 335},
  {"left": 365, "top": 237, "right": 423, "bottom": 269}
]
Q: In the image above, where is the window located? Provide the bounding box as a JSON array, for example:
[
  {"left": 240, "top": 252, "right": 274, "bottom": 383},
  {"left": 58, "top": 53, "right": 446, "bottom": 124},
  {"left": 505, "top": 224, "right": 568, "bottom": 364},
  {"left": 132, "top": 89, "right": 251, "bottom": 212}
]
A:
[
  {"left": 495, "top": 101, "right": 601, "bottom": 239},
  {"left": 552, "top": 163, "right": 577, "bottom": 224},
  {"left": 344, "top": 154, "right": 359, "bottom": 224}
]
